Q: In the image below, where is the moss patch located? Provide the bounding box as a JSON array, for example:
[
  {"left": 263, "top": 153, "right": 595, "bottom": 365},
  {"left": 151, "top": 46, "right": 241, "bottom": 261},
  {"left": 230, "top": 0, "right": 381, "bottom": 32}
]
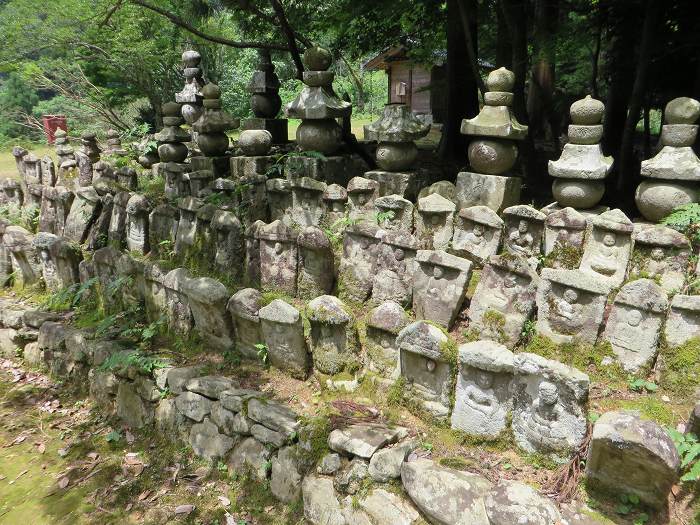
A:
[{"left": 658, "top": 337, "right": 700, "bottom": 396}]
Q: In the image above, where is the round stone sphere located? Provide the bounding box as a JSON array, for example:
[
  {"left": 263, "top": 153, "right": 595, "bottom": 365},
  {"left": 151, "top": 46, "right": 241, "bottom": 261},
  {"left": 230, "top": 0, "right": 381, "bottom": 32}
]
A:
[
  {"left": 181, "top": 103, "right": 203, "bottom": 125},
  {"left": 296, "top": 119, "right": 342, "bottom": 155},
  {"left": 468, "top": 139, "right": 517, "bottom": 175},
  {"left": 570, "top": 95, "right": 604, "bottom": 125},
  {"left": 552, "top": 179, "right": 605, "bottom": 209},
  {"left": 376, "top": 141, "right": 418, "bottom": 171},
  {"left": 665, "top": 97, "right": 700, "bottom": 124},
  {"left": 303, "top": 46, "right": 332, "bottom": 71},
  {"left": 197, "top": 132, "right": 230, "bottom": 157},
  {"left": 486, "top": 67, "right": 515, "bottom": 92},
  {"left": 157, "top": 142, "right": 188, "bottom": 163},
  {"left": 239, "top": 130, "right": 272, "bottom": 156},
  {"left": 251, "top": 92, "right": 282, "bottom": 119},
  {"left": 635, "top": 180, "right": 699, "bottom": 222}
]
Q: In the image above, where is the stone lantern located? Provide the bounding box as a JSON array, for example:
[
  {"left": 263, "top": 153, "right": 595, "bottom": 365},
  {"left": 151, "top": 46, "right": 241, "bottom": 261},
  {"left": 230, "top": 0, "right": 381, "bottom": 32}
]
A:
[
  {"left": 548, "top": 95, "right": 612, "bottom": 211},
  {"left": 175, "top": 49, "right": 205, "bottom": 126},
  {"left": 636, "top": 97, "right": 700, "bottom": 222},
  {"left": 242, "top": 49, "right": 288, "bottom": 143},
  {"left": 456, "top": 67, "right": 527, "bottom": 213},
  {"left": 364, "top": 103, "right": 430, "bottom": 171},
  {"left": 285, "top": 46, "right": 351, "bottom": 155}
]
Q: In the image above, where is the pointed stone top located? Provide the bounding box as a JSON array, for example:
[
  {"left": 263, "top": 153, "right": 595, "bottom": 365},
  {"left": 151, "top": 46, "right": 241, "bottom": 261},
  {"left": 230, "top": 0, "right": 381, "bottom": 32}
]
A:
[
  {"left": 503, "top": 204, "right": 546, "bottom": 222},
  {"left": 375, "top": 194, "right": 412, "bottom": 210},
  {"left": 202, "top": 83, "right": 221, "bottom": 100},
  {"left": 382, "top": 230, "right": 418, "bottom": 250},
  {"left": 570, "top": 95, "right": 604, "bottom": 125},
  {"left": 183, "top": 276, "right": 230, "bottom": 303},
  {"left": 367, "top": 300, "right": 410, "bottom": 334},
  {"left": 163, "top": 267, "right": 192, "bottom": 291},
  {"left": 416, "top": 249, "right": 472, "bottom": 273},
  {"left": 591, "top": 208, "right": 633, "bottom": 233},
  {"left": 417, "top": 192, "right": 456, "bottom": 213},
  {"left": 212, "top": 209, "right": 241, "bottom": 231},
  {"left": 487, "top": 253, "right": 539, "bottom": 279},
  {"left": 458, "top": 205, "right": 504, "bottom": 228},
  {"left": 459, "top": 340, "right": 514, "bottom": 373},
  {"left": 613, "top": 278, "right": 668, "bottom": 313},
  {"left": 364, "top": 103, "right": 430, "bottom": 143},
  {"left": 665, "top": 97, "right": 700, "bottom": 125},
  {"left": 486, "top": 67, "right": 515, "bottom": 92}
]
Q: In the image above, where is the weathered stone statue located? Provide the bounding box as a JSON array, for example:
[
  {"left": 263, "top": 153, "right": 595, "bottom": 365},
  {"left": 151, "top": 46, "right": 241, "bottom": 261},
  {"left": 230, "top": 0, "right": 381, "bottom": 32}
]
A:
[
  {"left": 630, "top": 224, "right": 690, "bottom": 292},
  {"left": 104, "top": 129, "right": 127, "bottom": 157},
  {"left": 451, "top": 205, "right": 503, "bottom": 265},
  {"left": 266, "top": 178, "right": 293, "bottom": 223},
  {"left": 512, "top": 353, "right": 589, "bottom": 459},
  {"left": 322, "top": 184, "right": 348, "bottom": 228},
  {"left": 415, "top": 193, "right": 455, "bottom": 250},
  {"left": 32, "top": 232, "right": 81, "bottom": 291},
  {"left": 148, "top": 203, "right": 178, "bottom": 256},
  {"left": 126, "top": 194, "right": 151, "bottom": 255},
  {"left": 4, "top": 225, "right": 41, "bottom": 287},
  {"left": 242, "top": 49, "right": 287, "bottom": 143},
  {"left": 536, "top": 268, "right": 611, "bottom": 345},
  {"left": 371, "top": 230, "right": 418, "bottom": 306},
  {"left": 468, "top": 254, "right": 539, "bottom": 347},
  {"left": 665, "top": 294, "right": 700, "bottom": 347},
  {"left": 285, "top": 46, "right": 351, "bottom": 156},
  {"left": 397, "top": 321, "right": 452, "bottom": 420},
  {"left": 548, "top": 96, "right": 612, "bottom": 210},
  {"left": 502, "top": 205, "right": 545, "bottom": 266},
  {"left": 636, "top": 97, "right": 700, "bottom": 221},
  {"left": 163, "top": 268, "right": 195, "bottom": 335},
  {"left": 175, "top": 49, "right": 205, "bottom": 126},
  {"left": 374, "top": 194, "right": 414, "bottom": 232},
  {"left": 39, "top": 186, "right": 73, "bottom": 236},
  {"left": 307, "top": 295, "right": 359, "bottom": 376},
  {"left": 75, "top": 132, "right": 101, "bottom": 187},
  {"left": 258, "top": 299, "right": 309, "bottom": 378},
  {"left": 231, "top": 129, "right": 275, "bottom": 226},
  {"left": 183, "top": 276, "right": 235, "bottom": 352},
  {"left": 258, "top": 220, "right": 298, "bottom": 296},
  {"left": 53, "top": 129, "right": 76, "bottom": 175},
  {"left": 64, "top": 186, "right": 101, "bottom": 243},
  {"left": 211, "top": 210, "right": 244, "bottom": 280},
  {"left": 603, "top": 278, "right": 668, "bottom": 373},
  {"left": 579, "top": 208, "right": 633, "bottom": 286},
  {"left": 413, "top": 250, "right": 473, "bottom": 329},
  {"left": 337, "top": 223, "right": 385, "bottom": 303},
  {"left": 174, "top": 196, "right": 202, "bottom": 255},
  {"left": 364, "top": 103, "right": 429, "bottom": 199},
  {"left": 347, "top": 176, "right": 380, "bottom": 223},
  {"left": 456, "top": 67, "right": 527, "bottom": 212},
  {"left": 290, "top": 177, "right": 327, "bottom": 227},
  {"left": 227, "top": 288, "right": 263, "bottom": 360},
  {"left": 365, "top": 300, "right": 410, "bottom": 378},
  {"left": 452, "top": 341, "right": 514, "bottom": 437},
  {"left": 297, "top": 226, "right": 334, "bottom": 299},
  {"left": 543, "top": 207, "right": 586, "bottom": 267}
]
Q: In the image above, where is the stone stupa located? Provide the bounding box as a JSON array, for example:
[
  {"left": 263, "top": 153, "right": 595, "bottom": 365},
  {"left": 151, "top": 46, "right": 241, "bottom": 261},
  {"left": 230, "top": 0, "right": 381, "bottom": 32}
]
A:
[
  {"left": 364, "top": 103, "right": 430, "bottom": 200},
  {"left": 546, "top": 95, "right": 612, "bottom": 214},
  {"left": 154, "top": 101, "right": 191, "bottom": 199},
  {"left": 455, "top": 67, "right": 527, "bottom": 213},
  {"left": 242, "top": 49, "right": 287, "bottom": 144},
  {"left": 636, "top": 97, "right": 700, "bottom": 222},
  {"left": 175, "top": 49, "right": 205, "bottom": 127}
]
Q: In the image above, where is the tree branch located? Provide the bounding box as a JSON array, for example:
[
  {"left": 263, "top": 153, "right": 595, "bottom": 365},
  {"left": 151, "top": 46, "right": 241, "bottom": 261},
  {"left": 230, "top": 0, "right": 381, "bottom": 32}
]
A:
[
  {"left": 267, "top": 0, "right": 305, "bottom": 79},
  {"left": 126, "top": 0, "right": 291, "bottom": 51}
]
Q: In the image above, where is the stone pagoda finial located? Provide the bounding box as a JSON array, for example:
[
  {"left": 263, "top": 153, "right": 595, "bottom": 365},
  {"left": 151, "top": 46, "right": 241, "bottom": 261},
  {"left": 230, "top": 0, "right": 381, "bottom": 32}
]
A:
[
  {"left": 175, "top": 49, "right": 205, "bottom": 125},
  {"left": 54, "top": 129, "right": 75, "bottom": 168},
  {"left": 80, "top": 132, "right": 101, "bottom": 162},
  {"left": 548, "top": 95, "right": 613, "bottom": 209},
  {"left": 636, "top": 97, "right": 700, "bottom": 221},
  {"left": 192, "top": 83, "right": 239, "bottom": 157},
  {"left": 104, "top": 129, "right": 127, "bottom": 156},
  {"left": 455, "top": 67, "right": 528, "bottom": 212},
  {"left": 249, "top": 49, "right": 282, "bottom": 119},
  {"left": 285, "top": 46, "right": 352, "bottom": 155},
  {"left": 364, "top": 103, "right": 430, "bottom": 171},
  {"left": 155, "top": 102, "right": 191, "bottom": 163}
]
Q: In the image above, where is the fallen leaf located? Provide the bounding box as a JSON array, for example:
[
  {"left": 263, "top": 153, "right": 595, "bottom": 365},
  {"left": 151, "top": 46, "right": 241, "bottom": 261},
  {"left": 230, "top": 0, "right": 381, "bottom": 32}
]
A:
[
  {"left": 264, "top": 505, "right": 274, "bottom": 512},
  {"left": 36, "top": 443, "right": 46, "bottom": 454},
  {"left": 138, "top": 489, "right": 152, "bottom": 501},
  {"left": 224, "top": 513, "right": 236, "bottom": 525},
  {"left": 218, "top": 495, "right": 231, "bottom": 507},
  {"left": 125, "top": 503, "right": 132, "bottom": 512},
  {"left": 671, "top": 484, "right": 681, "bottom": 497},
  {"left": 58, "top": 476, "right": 70, "bottom": 489},
  {"left": 174, "top": 504, "right": 195, "bottom": 515}
]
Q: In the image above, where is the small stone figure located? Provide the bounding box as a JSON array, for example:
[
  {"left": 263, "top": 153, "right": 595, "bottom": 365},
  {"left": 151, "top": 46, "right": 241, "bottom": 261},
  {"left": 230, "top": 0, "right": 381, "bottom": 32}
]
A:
[
  {"left": 104, "top": 129, "right": 127, "bottom": 156},
  {"left": 451, "top": 205, "right": 504, "bottom": 265},
  {"left": 192, "top": 83, "right": 239, "bottom": 157},
  {"left": 536, "top": 268, "right": 612, "bottom": 345},
  {"left": 307, "top": 295, "right": 359, "bottom": 376},
  {"left": 636, "top": 97, "right": 700, "bottom": 221},
  {"left": 148, "top": 203, "right": 178, "bottom": 257},
  {"left": 374, "top": 194, "right": 414, "bottom": 232},
  {"left": 266, "top": 179, "right": 293, "bottom": 223},
  {"left": 543, "top": 207, "right": 586, "bottom": 266},
  {"left": 365, "top": 301, "right": 410, "bottom": 378},
  {"left": 414, "top": 193, "right": 456, "bottom": 250},
  {"left": 452, "top": 341, "right": 515, "bottom": 438},
  {"left": 322, "top": 184, "right": 348, "bottom": 228},
  {"left": 371, "top": 230, "right": 418, "bottom": 306},
  {"left": 175, "top": 196, "right": 203, "bottom": 255},
  {"left": 63, "top": 187, "right": 101, "bottom": 243},
  {"left": 258, "top": 220, "right": 298, "bottom": 296},
  {"left": 413, "top": 250, "right": 473, "bottom": 330},
  {"left": 285, "top": 46, "right": 351, "bottom": 155},
  {"left": 39, "top": 186, "right": 73, "bottom": 236},
  {"left": 75, "top": 132, "right": 101, "bottom": 187},
  {"left": 337, "top": 224, "right": 385, "bottom": 303},
  {"left": 456, "top": 67, "right": 527, "bottom": 212},
  {"left": 512, "top": 352, "right": 589, "bottom": 459},
  {"left": 211, "top": 210, "right": 244, "bottom": 280},
  {"left": 163, "top": 268, "right": 195, "bottom": 335},
  {"left": 665, "top": 294, "right": 700, "bottom": 348},
  {"left": 183, "top": 277, "right": 235, "bottom": 352},
  {"left": 631, "top": 224, "right": 690, "bottom": 292},
  {"left": 468, "top": 254, "right": 539, "bottom": 347},
  {"left": 125, "top": 194, "right": 151, "bottom": 255},
  {"left": 603, "top": 279, "right": 668, "bottom": 373},
  {"left": 227, "top": 288, "right": 263, "bottom": 360},
  {"left": 548, "top": 96, "right": 612, "bottom": 210},
  {"left": 579, "top": 208, "right": 633, "bottom": 286},
  {"left": 258, "top": 299, "right": 309, "bottom": 378},
  {"left": 397, "top": 321, "right": 452, "bottom": 420},
  {"left": 290, "top": 177, "right": 327, "bottom": 227},
  {"left": 502, "top": 205, "right": 546, "bottom": 265},
  {"left": 297, "top": 226, "right": 334, "bottom": 299},
  {"left": 3, "top": 226, "right": 42, "bottom": 287},
  {"left": 347, "top": 176, "right": 380, "bottom": 223}
]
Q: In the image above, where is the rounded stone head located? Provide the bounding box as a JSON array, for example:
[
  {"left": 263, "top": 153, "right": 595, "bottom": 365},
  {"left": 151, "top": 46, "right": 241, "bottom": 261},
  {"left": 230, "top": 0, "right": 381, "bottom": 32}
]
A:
[
  {"left": 473, "top": 224, "right": 485, "bottom": 236},
  {"left": 394, "top": 248, "right": 405, "bottom": 261},
  {"left": 303, "top": 46, "right": 332, "bottom": 72},
  {"left": 475, "top": 370, "right": 493, "bottom": 389},
  {"left": 518, "top": 220, "right": 529, "bottom": 233},
  {"left": 602, "top": 233, "right": 616, "bottom": 247},
  {"left": 665, "top": 97, "right": 700, "bottom": 125},
  {"left": 486, "top": 67, "right": 515, "bottom": 93},
  {"left": 650, "top": 247, "right": 665, "bottom": 261},
  {"left": 433, "top": 266, "right": 444, "bottom": 279},
  {"left": 626, "top": 309, "right": 642, "bottom": 327},
  {"left": 570, "top": 95, "right": 604, "bottom": 125},
  {"left": 538, "top": 381, "right": 559, "bottom": 406},
  {"left": 563, "top": 288, "right": 578, "bottom": 303}
]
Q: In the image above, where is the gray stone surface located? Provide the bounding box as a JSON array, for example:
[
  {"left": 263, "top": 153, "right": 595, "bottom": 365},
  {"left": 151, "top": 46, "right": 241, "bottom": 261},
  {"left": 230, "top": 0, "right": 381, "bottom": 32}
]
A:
[
  {"left": 401, "top": 458, "right": 492, "bottom": 525},
  {"left": 163, "top": 268, "right": 195, "bottom": 335},
  {"left": 374, "top": 194, "right": 414, "bottom": 232},
  {"left": 297, "top": 226, "right": 334, "bottom": 299},
  {"left": 580, "top": 209, "right": 633, "bottom": 286},
  {"left": 189, "top": 418, "right": 235, "bottom": 460},
  {"left": 219, "top": 387, "right": 261, "bottom": 412},
  {"left": 247, "top": 397, "right": 300, "bottom": 437},
  {"left": 307, "top": 295, "right": 358, "bottom": 375},
  {"left": 116, "top": 382, "right": 154, "bottom": 429},
  {"left": 543, "top": 207, "right": 586, "bottom": 260},
  {"left": 484, "top": 480, "right": 562, "bottom": 525},
  {"left": 302, "top": 475, "right": 345, "bottom": 525},
  {"left": 183, "top": 277, "right": 235, "bottom": 351},
  {"left": 536, "top": 268, "right": 612, "bottom": 345},
  {"left": 251, "top": 423, "right": 286, "bottom": 447},
  {"left": 468, "top": 254, "right": 539, "bottom": 347},
  {"left": 397, "top": 321, "right": 452, "bottom": 419},
  {"left": 166, "top": 365, "right": 204, "bottom": 394},
  {"left": 665, "top": 294, "right": 700, "bottom": 347},
  {"left": 317, "top": 452, "right": 342, "bottom": 475},
  {"left": 367, "top": 439, "right": 417, "bottom": 482},
  {"left": 415, "top": 193, "right": 455, "bottom": 250},
  {"left": 185, "top": 375, "right": 238, "bottom": 399},
  {"left": 451, "top": 206, "right": 503, "bottom": 264},
  {"left": 347, "top": 176, "right": 380, "bottom": 223},
  {"left": 328, "top": 423, "right": 404, "bottom": 459},
  {"left": 502, "top": 205, "right": 545, "bottom": 265},
  {"left": 290, "top": 177, "right": 326, "bottom": 228},
  {"left": 631, "top": 224, "right": 690, "bottom": 293},
  {"left": 258, "top": 299, "right": 309, "bottom": 378},
  {"left": 455, "top": 171, "right": 522, "bottom": 213},
  {"left": 259, "top": 219, "right": 298, "bottom": 296},
  {"left": 413, "top": 250, "right": 472, "bottom": 330},
  {"left": 334, "top": 457, "right": 369, "bottom": 494},
  {"left": 175, "top": 391, "right": 213, "bottom": 422},
  {"left": 227, "top": 437, "right": 272, "bottom": 480},
  {"left": 371, "top": 230, "right": 418, "bottom": 306},
  {"left": 586, "top": 410, "right": 680, "bottom": 509},
  {"left": 452, "top": 341, "right": 514, "bottom": 438},
  {"left": 366, "top": 300, "right": 410, "bottom": 377},
  {"left": 512, "top": 352, "right": 589, "bottom": 457},
  {"left": 356, "top": 488, "right": 421, "bottom": 525},
  {"left": 227, "top": 288, "right": 263, "bottom": 360},
  {"left": 271, "top": 445, "right": 303, "bottom": 503},
  {"left": 337, "top": 224, "right": 385, "bottom": 303},
  {"left": 603, "top": 279, "right": 668, "bottom": 373}
]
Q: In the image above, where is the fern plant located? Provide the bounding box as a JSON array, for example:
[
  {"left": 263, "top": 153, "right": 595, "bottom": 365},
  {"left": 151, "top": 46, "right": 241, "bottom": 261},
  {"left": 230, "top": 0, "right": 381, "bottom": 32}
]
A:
[
  {"left": 661, "top": 203, "right": 700, "bottom": 246},
  {"left": 666, "top": 427, "right": 700, "bottom": 482}
]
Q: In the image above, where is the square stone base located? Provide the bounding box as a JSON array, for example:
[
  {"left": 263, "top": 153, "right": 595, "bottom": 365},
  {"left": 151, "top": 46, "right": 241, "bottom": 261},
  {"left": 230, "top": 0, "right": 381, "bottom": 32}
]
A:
[
  {"left": 230, "top": 155, "right": 276, "bottom": 180},
  {"left": 285, "top": 155, "right": 364, "bottom": 186},
  {"left": 243, "top": 118, "right": 288, "bottom": 144},
  {"left": 455, "top": 172, "right": 521, "bottom": 213},
  {"left": 364, "top": 169, "right": 426, "bottom": 201},
  {"left": 190, "top": 156, "right": 230, "bottom": 178}
]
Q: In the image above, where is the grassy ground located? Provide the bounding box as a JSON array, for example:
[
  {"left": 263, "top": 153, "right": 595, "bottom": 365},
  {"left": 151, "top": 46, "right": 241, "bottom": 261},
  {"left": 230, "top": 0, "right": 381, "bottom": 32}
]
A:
[{"left": 0, "top": 145, "right": 55, "bottom": 180}]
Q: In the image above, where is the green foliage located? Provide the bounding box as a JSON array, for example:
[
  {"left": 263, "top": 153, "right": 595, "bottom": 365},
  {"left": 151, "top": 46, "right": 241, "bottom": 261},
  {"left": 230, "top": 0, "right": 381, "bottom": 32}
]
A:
[
  {"left": 627, "top": 377, "right": 658, "bottom": 393},
  {"left": 387, "top": 376, "right": 407, "bottom": 406},
  {"left": 658, "top": 337, "right": 700, "bottom": 396},
  {"left": 105, "top": 429, "right": 122, "bottom": 443},
  {"left": 255, "top": 343, "right": 269, "bottom": 365},
  {"left": 98, "top": 349, "right": 168, "bottom": 375},
  {"left": 662, "top": 203, "right": 700, "bottom": 247},
  {"left": 0, "top": 203, "right": 39, "bottom": 232},
  {"left": 666, "top": 428, "right": 700, "bottom": 483},
  {"left": 375, "top": 210, "right": 395, "bottom": 226}
]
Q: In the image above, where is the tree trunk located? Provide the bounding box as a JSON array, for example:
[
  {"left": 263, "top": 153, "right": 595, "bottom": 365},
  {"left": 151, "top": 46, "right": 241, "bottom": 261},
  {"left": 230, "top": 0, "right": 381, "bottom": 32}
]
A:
[
  {"left": 590, "top": 5, "right": 603, "bottom": 99},
  {"left": 500, "top": 0, "right": 528, "bottom": 123},
  {"left": 438, "top": 0, "right": 479, "bottom": 167},
  {"left": 496, "top": 6, "right": 512, "bottom": 69},
  {"left": 616, "top": 0, "right": 661, "bottom": 205}
]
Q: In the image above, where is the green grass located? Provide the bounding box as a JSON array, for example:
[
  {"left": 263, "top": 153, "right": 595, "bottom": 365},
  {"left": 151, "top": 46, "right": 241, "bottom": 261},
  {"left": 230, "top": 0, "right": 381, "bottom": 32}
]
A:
[{"left": 0, "top": 144, "right": 55, "bottom": 180}]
